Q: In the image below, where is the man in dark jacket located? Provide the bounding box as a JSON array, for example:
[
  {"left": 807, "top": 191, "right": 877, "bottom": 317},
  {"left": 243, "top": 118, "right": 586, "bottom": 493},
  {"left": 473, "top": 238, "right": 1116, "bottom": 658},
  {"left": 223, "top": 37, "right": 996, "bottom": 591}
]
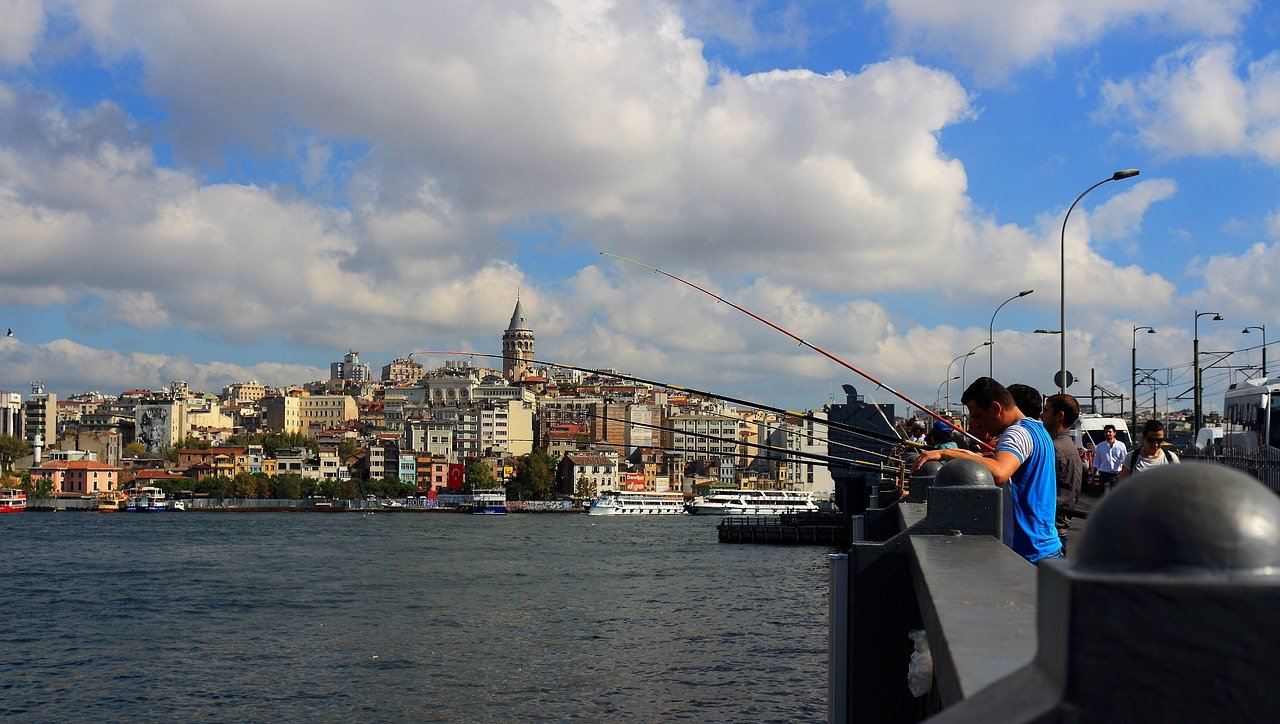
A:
[{"left": 1041, "top": 393, "right": 1083, "bottom": 543}]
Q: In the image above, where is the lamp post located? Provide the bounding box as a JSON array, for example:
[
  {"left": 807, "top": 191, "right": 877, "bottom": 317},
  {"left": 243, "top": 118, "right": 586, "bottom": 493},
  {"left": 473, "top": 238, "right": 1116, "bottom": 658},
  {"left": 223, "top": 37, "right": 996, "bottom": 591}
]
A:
[
  {"left": 1059, "top": 169, "right": 1140, "bottom": 393},
  {"left": 1243, "top": 325, "right": 1267, "bottom": 379},
  {"left": 960, "top": 341, "right": 992, "bottom": 413},
  {"left": 935, "top": 376, "right": 959, "bottom": 411},
  {"left": 989, "top": 289, "right": 1034, "bottom": 378},
  {"left": 1131, "top": 326, "right": 1155, "bottom": 434},
  {"left": 1194, "top": 310, "right": 1223, "bottom": 433},
  {"left": 945, "top": 353, "right": 970, "bottom": 415}
]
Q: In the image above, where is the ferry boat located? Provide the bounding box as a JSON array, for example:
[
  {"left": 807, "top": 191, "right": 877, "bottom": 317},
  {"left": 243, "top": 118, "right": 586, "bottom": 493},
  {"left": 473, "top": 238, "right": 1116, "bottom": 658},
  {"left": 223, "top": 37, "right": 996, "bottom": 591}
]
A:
[
  {"left": 685, "top": 488, "right": 819, "bottom": 516},
  {"left": 0, "top": 488, "right": 26, "bottom": 513},
  {"left": 96, "top": 490, "right": 129, "bottom": 512},
  {"left": 126, "top": 486, "right": 168, "bottom": 512},
  {"left": 587, "top": 490, "right": 687, "bottom": 515},
  {"left": 467, "top": 489, "right": 507, "bottom": 515}
]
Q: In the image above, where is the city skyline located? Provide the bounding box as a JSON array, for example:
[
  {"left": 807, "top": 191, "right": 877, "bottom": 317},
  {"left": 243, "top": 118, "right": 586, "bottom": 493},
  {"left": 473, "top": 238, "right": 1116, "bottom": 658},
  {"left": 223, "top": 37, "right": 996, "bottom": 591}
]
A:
[{"left": 1, "top": 1, "right": 1278, "bottom": 411}]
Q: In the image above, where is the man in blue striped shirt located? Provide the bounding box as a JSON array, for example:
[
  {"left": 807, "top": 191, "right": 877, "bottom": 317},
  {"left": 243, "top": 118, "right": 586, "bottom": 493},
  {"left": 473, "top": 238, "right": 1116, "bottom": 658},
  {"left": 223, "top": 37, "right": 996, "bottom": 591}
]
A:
[{"left": 912, "top": 377, "right": 1063, "bottom": 563}]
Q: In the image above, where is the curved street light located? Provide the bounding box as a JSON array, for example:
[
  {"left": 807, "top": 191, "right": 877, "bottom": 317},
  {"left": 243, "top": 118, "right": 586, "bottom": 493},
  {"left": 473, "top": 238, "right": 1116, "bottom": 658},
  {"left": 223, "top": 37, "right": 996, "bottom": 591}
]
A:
[
  {"left": 1059, "top": 169, "right": 1140, "bottom": 393},
  {"left": 1193, "top": 310, "right": 1223, "bottom": 432},
  {"left": 935, "top": 376, "right": 959, "bottom": 411},
  {"left": 1131, "top": 326, "right": 1155, "bottom": 434},
  {"left": 1243, "top": 325, "right": 1267, "bottom": 379},
  {"left": 960, "top": 341, "right": 993, "bottom": 420},
  {"left": 945, "top": 353, "right": 970, "bottom": 416},
  {"left": 989, "top": 289, "right": 1034, "bottom": 378}
]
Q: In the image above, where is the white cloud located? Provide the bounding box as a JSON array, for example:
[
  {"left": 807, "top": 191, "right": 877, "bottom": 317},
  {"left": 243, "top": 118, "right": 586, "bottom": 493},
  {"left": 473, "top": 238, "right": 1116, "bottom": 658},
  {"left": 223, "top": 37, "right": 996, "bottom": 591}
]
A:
[
  {"left": 876, "top": 0, "right": 1248, "bottom": 83},
  {"left": 1099, "top": 42, "right": 1280, "bottom": 162},
  {"left": 0, "top": 0, "right": 44, "bottom": 65},
  {"left": 0, "top": 337, "right": 325, "bottom": 393}
]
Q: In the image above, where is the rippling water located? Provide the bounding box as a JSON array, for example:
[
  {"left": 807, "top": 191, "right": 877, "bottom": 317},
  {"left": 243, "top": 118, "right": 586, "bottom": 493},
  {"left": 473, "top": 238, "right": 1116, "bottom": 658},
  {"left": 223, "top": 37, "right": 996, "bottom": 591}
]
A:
[{"left": 1, "top": 512, "right": 830, "bottom": 721}]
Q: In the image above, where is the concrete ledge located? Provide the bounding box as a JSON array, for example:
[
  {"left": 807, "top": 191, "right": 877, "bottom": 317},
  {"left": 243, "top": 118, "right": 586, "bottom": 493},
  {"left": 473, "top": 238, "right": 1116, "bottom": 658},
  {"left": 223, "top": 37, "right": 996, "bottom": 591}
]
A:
[{"left": 909, "top": 535, "right": 1037, "bottom": 706}]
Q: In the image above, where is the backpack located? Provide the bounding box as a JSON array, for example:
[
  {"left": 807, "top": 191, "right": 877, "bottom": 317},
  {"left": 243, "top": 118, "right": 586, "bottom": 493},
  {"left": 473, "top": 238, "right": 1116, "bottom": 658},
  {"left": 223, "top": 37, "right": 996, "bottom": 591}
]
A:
[{"left": 1126, "top": 447, "right": 1174, "bottom": 470}]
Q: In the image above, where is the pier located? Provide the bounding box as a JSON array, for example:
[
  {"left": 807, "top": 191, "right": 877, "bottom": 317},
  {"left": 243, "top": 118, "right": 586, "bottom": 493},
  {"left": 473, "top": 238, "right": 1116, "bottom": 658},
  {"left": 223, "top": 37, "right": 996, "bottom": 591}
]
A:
[
  {"left": 829, "top": 459, "right": 1280, "bottom": 722},
  {"left": 716, "top": 512, "right": 850, "bottom": 546}
]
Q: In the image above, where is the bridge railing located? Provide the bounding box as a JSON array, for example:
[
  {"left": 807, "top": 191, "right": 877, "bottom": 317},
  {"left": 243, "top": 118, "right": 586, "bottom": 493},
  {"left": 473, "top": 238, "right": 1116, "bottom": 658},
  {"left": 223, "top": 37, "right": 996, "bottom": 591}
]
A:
[{"left": 830, "top": 459, "right": 1280, "bottom": 722}]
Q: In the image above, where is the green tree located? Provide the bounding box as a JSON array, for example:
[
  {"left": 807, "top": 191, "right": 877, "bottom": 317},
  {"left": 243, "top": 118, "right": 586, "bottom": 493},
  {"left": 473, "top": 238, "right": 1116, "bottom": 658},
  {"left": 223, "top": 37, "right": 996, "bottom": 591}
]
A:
[
  {"left": 464, "top": 459, "right": 498, "bottom": 493},
  {"left": 508, "top": 450, "right": 555, "bottom": 501},
  {"left": 21, "top": 475, "right": 54, "bottom": 500},
  {"left": 270, "top": 474, "right": 303, "bottom": 500},
  {"left": 575, "top": 474, "right": 596, "bottom": 500},
  {"left": 122, "top": 441, "right": 147, "bottom": 458},
  {"left": 0, "top": 434, "right": 31, "bottom": 475}
]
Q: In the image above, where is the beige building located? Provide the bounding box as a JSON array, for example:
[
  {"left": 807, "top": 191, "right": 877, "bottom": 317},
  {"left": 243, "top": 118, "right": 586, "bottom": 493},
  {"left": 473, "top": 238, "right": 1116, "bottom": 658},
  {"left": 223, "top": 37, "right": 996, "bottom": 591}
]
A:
[
  {"left": 262, "top": 394, "right": 303, "bottom": 434},
  {"left": 300, "top": 395, "right": 358, "bottom": 437}
]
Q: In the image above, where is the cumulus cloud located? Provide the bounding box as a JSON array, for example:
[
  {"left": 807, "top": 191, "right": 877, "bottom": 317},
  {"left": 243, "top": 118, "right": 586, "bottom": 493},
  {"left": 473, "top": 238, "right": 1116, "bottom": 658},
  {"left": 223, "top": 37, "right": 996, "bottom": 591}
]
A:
[
  {"left": 0, "top": 337, "right": 325, "bottom": 393},
  {"left": 0, "top": 0, "right": 44, "bottom": 65},
  {"left": 1099, "top": 42, "right": 1280, "bottom": 162},
  {"left": 876, "top": 0, "right": 1248, "bottom": 83}
]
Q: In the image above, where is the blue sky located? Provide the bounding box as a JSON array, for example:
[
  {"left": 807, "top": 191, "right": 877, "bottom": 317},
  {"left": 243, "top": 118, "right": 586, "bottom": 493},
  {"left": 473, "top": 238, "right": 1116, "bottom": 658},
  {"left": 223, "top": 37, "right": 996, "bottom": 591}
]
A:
[{"left": 1, "top": 0, "right": 1278, "bottom": 417}]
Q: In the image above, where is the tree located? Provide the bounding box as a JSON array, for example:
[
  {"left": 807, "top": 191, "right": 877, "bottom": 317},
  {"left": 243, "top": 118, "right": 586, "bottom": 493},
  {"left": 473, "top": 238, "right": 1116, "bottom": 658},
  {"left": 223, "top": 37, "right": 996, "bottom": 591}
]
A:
[
  {"left": 21, "top": 475, "right": 54, "bottom": 500},
  {"left": 508, "top": 450, "right": 555, "bottom": 501},
  {"left": 0, "top": 434, "right": 31, "bottom": 475},
  {"left": 464, "top": 459, "right": 497, "bottom": 493},
  {"left": 575, "top": 474, "right": 596, "bottom": 500},
  {"left": 123, "top": 441, "right": 147, "bottom": 458}
]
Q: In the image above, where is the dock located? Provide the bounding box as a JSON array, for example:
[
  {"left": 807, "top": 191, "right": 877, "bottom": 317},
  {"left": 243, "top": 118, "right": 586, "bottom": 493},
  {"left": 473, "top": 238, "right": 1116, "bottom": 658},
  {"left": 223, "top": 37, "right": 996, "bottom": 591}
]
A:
[{"left": 717, "top": 512, "right": 850, "bottom": 546}]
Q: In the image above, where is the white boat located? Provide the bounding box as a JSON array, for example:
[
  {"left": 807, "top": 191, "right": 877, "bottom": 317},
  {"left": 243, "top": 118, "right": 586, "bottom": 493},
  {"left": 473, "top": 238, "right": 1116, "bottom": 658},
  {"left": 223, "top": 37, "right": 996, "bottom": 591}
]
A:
[
  {"left": 467, "top": 489, "right": 507, "bottom": 515},
  {"left": 126, "top": 486, "right": 168, "bottom": 512},
  {"left": 685, "top": 488, "right": 819, "bottom": 516},
  {"left": 171, "top": 500, "right": 186, "bottom": 511},
  {"left": 587, "top": 490, "right": 687, "bottom": 515}
]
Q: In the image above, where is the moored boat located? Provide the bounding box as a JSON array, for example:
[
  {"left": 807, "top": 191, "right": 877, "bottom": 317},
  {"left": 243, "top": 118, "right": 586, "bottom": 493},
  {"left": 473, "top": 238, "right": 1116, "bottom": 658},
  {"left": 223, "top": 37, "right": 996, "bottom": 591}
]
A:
[
  {"left": 468, "top": 489, "right": 507, "bottom": 515},
  {"left": 0, "top": 488, "right": 26, "bottom": 513},
  {"left": 96, "top": 490, "right": 129, "bottom": 512},
  {"left": 685, "top": 488, "right": 819, "bottom": 516},
  {"left": 587, "top": 490, "right": 686, "bottom": 515},
  {"left": 126, "top": 486, "right": 168, "bottom": 512}
]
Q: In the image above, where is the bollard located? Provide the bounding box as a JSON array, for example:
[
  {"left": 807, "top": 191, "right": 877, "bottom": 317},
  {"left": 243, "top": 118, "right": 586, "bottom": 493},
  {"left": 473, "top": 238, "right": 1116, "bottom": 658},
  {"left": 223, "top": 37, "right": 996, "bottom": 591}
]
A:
[{"left": 928, "top": 461, "right": 1280, "bottom": 721}]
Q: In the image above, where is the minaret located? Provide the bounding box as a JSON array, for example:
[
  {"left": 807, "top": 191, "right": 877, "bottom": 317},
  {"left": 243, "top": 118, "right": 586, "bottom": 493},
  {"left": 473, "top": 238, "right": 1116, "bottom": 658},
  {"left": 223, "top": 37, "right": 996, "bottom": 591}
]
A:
[{"left": 502, "top": 296, "right": 534, "bottom": 381}]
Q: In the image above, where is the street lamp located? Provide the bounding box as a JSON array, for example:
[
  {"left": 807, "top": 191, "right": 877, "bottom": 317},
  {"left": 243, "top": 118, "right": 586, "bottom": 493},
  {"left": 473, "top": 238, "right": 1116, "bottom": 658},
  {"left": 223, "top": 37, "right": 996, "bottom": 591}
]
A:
[
  {"left": 960, "top": 340, "right": 992, "bottom": 402},
  {"left": 935, "top": 376, "right": 959, "bottom": 411},
  {"left": 1059, "top": 169, "right": 1140, "bottom": 393},
  {"left": 945, "top": 352, "right": 970, "bottom": 415},
  {"left": 1243, "top": 325, "right": 1267, "bottom": 379},
  {"left": 1131, "top": 326, "right": 1155, "bottom": 434},
  {"left": 989, "top": 289, "right": 1034, "bottom": 378},
  {"left": 1193, "top": 310, "right": 1223, "bottom": 433}
]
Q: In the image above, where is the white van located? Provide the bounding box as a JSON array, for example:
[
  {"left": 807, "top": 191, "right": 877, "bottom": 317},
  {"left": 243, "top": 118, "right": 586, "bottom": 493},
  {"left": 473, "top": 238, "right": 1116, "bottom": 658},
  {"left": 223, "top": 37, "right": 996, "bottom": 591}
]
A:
[{"left": 1069, "top": 415, "right": 1131, "bottom": 450}]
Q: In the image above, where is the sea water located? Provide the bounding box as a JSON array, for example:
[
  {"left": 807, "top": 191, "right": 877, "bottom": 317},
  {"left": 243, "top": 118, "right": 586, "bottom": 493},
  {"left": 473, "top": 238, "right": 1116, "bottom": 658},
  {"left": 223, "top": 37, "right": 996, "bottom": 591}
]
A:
[{"left": 1, "top": 512, "right": 829, "bottom": 721}]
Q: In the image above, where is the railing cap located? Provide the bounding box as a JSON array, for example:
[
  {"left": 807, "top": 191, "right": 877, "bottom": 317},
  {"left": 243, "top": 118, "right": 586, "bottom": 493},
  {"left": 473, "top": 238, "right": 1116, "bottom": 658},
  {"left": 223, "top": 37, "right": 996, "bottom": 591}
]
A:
[{"left": 1075, "top": 462, "right": 1280, "bottom": 576}]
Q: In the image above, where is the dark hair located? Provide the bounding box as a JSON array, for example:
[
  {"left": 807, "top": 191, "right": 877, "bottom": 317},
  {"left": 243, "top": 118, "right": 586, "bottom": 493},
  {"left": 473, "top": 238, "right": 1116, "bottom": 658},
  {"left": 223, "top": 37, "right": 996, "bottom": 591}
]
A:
[
  {"left": 1103, "top": 424, "right": 1116, "bottom": 432},
  {"left": 1007, "top": 383, "right": 1043, "bottom": 419},
  {"left": 1044, "top": 393, "right": 1080, "bottom": 428},
  {"left": 960, "top": 376, "right": 1015, "bottom": 410},
  {"left": 1142, "top": 419, "right": 1165, "bottom": 436}
]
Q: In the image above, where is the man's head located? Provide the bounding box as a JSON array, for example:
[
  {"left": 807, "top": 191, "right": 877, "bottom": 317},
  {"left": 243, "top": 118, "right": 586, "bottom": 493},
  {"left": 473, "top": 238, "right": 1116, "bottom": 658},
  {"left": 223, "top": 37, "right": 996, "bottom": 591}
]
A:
[
  {"left": 1040, "top": 393, "right": 1080, "bottom": 434},
  {"left": 1141, "top": 419, "right": 1166, "bottom": 451},
  {"left": 960, "top": 377, "right": 1020, "bottom": 437},
  {"left": 1103, "top": 424, "right": 1117, "bottom": 442},
  {"left": 1007, "top": 383, "right": 1043, "bottom": 419}
]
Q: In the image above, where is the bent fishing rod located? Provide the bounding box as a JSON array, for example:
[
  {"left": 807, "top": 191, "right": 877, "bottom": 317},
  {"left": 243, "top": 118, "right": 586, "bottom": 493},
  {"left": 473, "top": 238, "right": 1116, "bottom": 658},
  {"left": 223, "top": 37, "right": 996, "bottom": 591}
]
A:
[
  {"left": 574, "top": 409, "right": 899, "bottom": 474},
  {"left": 599, "top": 251, "right": 992, "bottom": 452},
  {"left": 411, "top": 350, "right": 917, "bottom": 451}
]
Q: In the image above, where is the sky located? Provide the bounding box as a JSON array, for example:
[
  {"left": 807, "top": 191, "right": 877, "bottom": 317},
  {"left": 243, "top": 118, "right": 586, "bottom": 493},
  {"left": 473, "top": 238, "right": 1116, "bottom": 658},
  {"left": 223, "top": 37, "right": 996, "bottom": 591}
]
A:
[{"left": 2, "top": 0, "right": 1279, "bottom": 418}]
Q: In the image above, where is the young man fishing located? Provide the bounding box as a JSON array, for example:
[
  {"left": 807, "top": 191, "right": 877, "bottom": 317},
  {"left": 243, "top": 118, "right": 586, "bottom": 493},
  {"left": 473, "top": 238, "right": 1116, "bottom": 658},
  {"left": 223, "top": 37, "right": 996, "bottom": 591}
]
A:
[{"left": 911, "top": 377, "right": 1063, "bottom": 563}]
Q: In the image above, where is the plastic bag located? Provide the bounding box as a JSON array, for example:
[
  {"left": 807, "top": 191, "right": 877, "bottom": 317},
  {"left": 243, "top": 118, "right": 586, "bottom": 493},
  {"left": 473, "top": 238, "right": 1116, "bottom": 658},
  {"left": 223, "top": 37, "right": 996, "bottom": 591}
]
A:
[{"left": 907, "top": 629, "right": 933, "bottom": 697}]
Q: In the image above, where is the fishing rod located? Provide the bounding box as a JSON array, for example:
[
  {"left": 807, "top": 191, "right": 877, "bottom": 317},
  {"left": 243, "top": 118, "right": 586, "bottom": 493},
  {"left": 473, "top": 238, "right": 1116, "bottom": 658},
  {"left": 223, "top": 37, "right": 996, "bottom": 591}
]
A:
[
  {"left": 573, "top": 409, "right": 899, "bottom": 473},
  {"left": 411, "top": 350, "right": 917, "bottom": 451},
  {"left": 600, "top": 251, "right": 993, "bottom": 452}
]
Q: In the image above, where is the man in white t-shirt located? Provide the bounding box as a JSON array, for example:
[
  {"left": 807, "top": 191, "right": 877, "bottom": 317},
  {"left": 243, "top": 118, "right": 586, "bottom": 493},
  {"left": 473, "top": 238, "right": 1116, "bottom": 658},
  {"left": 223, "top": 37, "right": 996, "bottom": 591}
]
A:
[
  {"left": 1091, "top": 424, "right": 1127, "bottom": 494},
  {"left": 1120, "top": 419, "right": 1180, "bottom": 481}
]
